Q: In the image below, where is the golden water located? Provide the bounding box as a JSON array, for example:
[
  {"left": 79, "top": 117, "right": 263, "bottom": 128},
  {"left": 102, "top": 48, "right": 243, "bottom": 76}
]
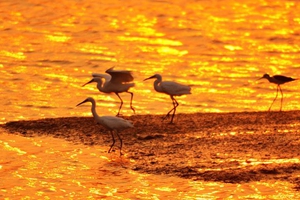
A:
[
  {"left": 0, "top": 0, "right": 299, "bottom": 123},
  {"left": 1, "top": 131, "right": 299, "bottom": 199},
  {"left": 1, "top": 0, "right": 300, "bottom": 198}
]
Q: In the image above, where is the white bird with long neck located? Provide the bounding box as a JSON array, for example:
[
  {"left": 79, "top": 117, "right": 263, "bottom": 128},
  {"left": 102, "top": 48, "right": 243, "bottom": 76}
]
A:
[
  {"left": 76, "top": 97, "right": 134, "bottom": 156},
  {"left": 258, "top": 73, "right": 297, "bottom": 111},
  {"left": 144, "top": 74, "right": 191, "bottom": 123},
  {"left": 82, "top": 67, "right": 135, "bottom": 116}
]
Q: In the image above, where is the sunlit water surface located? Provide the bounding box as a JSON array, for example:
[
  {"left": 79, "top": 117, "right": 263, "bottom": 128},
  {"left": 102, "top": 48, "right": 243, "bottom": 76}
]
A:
[
  {"left": 1, "top": 0, "right": 300, "bottom": 198},
  {"left": 1, "top": 131, "right": 299, "bottom": 199},
  {"left": 0, "top": 0, "right": 300, "bottom": 123}
]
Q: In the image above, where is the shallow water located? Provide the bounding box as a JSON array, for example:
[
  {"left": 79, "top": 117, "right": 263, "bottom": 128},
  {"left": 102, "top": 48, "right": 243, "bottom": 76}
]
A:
[
  {"left": 0, "top": 0, "right": 300, "bottom": 123},
  {"left": 1, "top": 0, "right": 300, "bottom": 198},
  {"left": 1, "top": 130, "right": 299, "bottom": 199}
]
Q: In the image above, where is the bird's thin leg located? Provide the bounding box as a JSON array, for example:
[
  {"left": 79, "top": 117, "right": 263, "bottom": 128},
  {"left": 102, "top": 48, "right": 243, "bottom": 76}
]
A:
[
  {"left": 170, "top": 97, "right": 179, "bottom": 123},
  {"left": 127, "top": 91, "right": 135, "bottom": 114},
  {"left": 268, "top": 85, "right": 279, "bottom": 111},
  {"left": 279, "top": 85, "right": 283, "bottom": 112},
  {"left": 108, "top": 130, "right": 115, "bottom": 153},
  {"left": 115, "top": 93, "right": 123, "bottom": 116},
  {"left": 162, "top": 96, "right": 176, "bottom": 121},
  {"left": 115, "top": 131, "right": 123, "bottom": 156}
]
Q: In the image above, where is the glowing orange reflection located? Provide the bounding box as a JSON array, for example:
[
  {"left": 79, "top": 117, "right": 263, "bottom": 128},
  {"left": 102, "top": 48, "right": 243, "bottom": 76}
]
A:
[
  {"left": 0, "top": 0, "right": 300, "bottom": 122},
  {"left": 1, "top": 50, "right": 26, "bottom": 60},
  {"left": 45, "top": 33, "right": 70, "bottom": 43}
]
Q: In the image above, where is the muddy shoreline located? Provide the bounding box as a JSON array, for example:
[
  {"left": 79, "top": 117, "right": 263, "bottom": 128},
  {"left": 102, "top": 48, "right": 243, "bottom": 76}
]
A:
[{"left": 2, "top": 111, "right": 300, "bottom": 190}]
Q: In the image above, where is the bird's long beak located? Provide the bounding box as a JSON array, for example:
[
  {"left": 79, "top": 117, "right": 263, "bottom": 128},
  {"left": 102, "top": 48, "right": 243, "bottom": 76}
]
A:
[
  {"left": 257, "top": 77, "right": 264, "bottom": 81},
  {"left": 76, "top": 99, "right": 88, "bottom": 107},
  {"left": 143, "top": 75, "right": 156, "bottom": 81},
  {"left": 82, "top": 79, "right": 94, "bottom": 87}
]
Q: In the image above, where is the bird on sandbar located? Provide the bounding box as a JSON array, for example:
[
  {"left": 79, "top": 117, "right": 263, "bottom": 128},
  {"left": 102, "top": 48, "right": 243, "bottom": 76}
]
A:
[
  {"left": 82, "top": 67, "right": 135, "bottom": 116},
  {"left": 76, "top": 97, "right": 134, "bottom": 156},
  {"left": 144, "top": 74, "right": 191, "bottom": 123},
  {"left": 258, "top": 73, "right": 297, "bottom": 111}
]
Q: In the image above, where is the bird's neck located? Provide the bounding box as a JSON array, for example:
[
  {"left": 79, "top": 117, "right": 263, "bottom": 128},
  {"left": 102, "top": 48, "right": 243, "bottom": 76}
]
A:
[
  {"left": 266, "top": 76, "right": 279, "bottom": 84},
  {"left": 97, "top": 81, "right": 105, "bottom": 92},
  {"left": 90, "top": 100, "right": 100, "bottom": 119},
  {"left": 154, "top": 79, "right": 163, "bottom": 93}
]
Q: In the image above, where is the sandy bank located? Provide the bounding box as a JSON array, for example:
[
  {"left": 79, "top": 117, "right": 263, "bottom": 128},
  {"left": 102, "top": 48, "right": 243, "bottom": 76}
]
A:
[{"left": 2, "top": 111, "right": 300, "bottom": 190}]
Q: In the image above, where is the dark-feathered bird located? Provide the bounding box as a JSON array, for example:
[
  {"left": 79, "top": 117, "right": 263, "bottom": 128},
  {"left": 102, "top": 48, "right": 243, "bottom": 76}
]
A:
[{"left": 258, "top": 74, "right": 297, "bottom": 111}]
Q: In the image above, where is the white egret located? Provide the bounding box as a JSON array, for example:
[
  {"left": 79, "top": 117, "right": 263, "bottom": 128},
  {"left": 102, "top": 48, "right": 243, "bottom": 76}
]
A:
[
  {"left": 258, "top": 74, "right": 297, "bottom": 111},
  {"left": 76, "top": 97, "right": 134, "bottom": 156},
  {"left": 83, "top": 67, "right": 135, "bottom": 116},
  {"left": 144, "top": 74, "right": 191, "bottom": 123}
]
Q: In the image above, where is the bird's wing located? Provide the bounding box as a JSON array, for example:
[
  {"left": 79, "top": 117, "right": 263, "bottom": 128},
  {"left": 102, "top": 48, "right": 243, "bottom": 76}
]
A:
[
  {"left": 101, "top": 116, "right": 134, "bottom": 130},
  {"left": 273, "top": 75, "right": 296, "bottom": 83},
  {"left": 105, "top": 67, "right": 134, "bottom": 84},
  {"left": 160, "top": 81, "right": 191, "bottom": 96},
  {"left": 92, "top": 73, "right": 111, "bottom": 82}
]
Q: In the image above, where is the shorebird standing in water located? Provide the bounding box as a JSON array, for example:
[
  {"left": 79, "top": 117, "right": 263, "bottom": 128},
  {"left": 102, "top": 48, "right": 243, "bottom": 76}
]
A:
[
  {"left": 82, "top": 67, "right": 135, "bottom": 116},
  {"left": 144, "top": 74, "right": 191, "bottom": 123},
  {"left": 258, "top": 74, "right": 297, "bottom": 111}
]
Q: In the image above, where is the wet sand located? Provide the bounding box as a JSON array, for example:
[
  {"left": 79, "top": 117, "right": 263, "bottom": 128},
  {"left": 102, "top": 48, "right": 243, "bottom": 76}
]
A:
[{"left": 2, "top": 111, "right": 300, "bottom": 190}]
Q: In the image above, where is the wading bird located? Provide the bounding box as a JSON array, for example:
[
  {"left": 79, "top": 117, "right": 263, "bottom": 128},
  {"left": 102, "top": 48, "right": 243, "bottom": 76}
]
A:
[
  {"left": 82, "top": 67, "right": 135, "bottom": 116},
  {"left": 258, "top": 73, "right": 297, "bottom": 111},
  {"left": 144, "top": 74, "right": 191, "bottom": 123},
  {"left": 76, "top": 97, "right": 134, "bottom": 156}
]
